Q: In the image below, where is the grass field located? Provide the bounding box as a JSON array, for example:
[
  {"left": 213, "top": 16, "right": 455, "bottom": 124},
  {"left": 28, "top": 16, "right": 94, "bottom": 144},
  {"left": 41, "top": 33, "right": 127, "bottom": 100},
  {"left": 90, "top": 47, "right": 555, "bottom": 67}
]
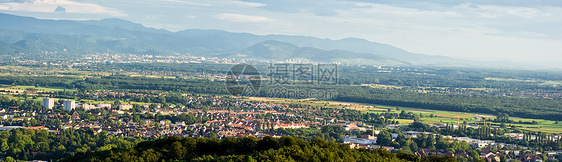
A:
[
  {"left": 245, "top": 97, "right": 350, "bottom": 109},
  {"left": 540, "top": 80, "right": 562, "bottom": 86},
  {"left": 2, "top": 85, "right": 76, "bottom": 92},
  {"left": 485, "top": 77, "right": 534, "bottom": 82},
  {"left": 486, "top": 77, "right": 562, "bottom": 87},
  {"left": 0, "top": 66, "right": 115, "bottom": 78}
]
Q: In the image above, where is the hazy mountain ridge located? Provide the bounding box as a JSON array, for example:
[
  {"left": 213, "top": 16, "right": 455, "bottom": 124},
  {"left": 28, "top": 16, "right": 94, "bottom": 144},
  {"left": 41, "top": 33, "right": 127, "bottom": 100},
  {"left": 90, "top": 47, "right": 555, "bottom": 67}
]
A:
[
  {"left": 0, "top": 12, "right": 499, "bottom": 66},
  {"left": 237, "top": 40, "right": 408, "bottom": 65},
  {"left": 0, "top": 40, "right": 27, "bottom": 55},
  {"left": 80, "top": 18, "right": 172, "bottom": 34}
]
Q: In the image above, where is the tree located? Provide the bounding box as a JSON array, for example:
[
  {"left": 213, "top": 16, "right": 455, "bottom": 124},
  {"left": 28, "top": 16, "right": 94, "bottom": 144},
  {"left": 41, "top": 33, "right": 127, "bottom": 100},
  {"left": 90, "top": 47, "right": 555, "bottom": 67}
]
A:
[
  {"left": 114, "top": 100, "right": 121, "bottom": 107},
  {"left": 141, "top": 149, "right": 161, "bottom": 162},
  {"left": 400, "top": 110, "right": 407, "bottom": 118},
  {"left": 377, "top": 130, "right": 392, "bottom": 146},
  {"left": 159, "top": 96, "right": 166, "bottom": 104},
  {"left": 169, "top": 141, "right": 186, "bottom": 159},
  {"left": 500, "top": 155, "right": 507, "bottom": 162},
  {"left": 1, "top": 139, "right": 8, "bottom": 152},
  {"left": 257, "top": 136, "right": 280, "bottom": 151},
  {"left": 425, "top": 134, "right": 436, "bottom": 149},
  {"left": 500, "top": 123, "right": 507, "bottom": 128},
  {"left": 401, "top": 145, "right": 412, "bottom": 154},
  {"left": 4, "top": 156, "right": 14, "bottom": 162},
  {"left": 395, "top": 134, "right": 407, "bottom": 147},
  {"left": 496, "top": 113, "right": 510, "bottom": 123}
]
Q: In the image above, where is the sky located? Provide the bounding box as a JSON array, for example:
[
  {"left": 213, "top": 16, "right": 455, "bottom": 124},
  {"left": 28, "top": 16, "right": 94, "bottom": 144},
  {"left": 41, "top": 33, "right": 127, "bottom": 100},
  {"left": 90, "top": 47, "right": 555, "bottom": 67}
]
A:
[{"left": 1, "top": 0, "right": 562, "bottom": 63}]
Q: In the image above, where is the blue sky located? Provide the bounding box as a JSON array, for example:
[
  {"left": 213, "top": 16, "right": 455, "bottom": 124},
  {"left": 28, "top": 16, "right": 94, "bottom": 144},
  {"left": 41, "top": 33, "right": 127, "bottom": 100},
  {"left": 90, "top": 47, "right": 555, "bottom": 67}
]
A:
[{"left": 1, "top": 0, "right": 561, "bottom": 63}]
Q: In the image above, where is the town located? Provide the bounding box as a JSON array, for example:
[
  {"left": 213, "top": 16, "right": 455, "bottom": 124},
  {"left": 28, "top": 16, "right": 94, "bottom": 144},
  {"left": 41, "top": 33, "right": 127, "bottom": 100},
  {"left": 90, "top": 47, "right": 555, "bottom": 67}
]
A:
[
  {"left": 1, "top": 89, "right": 560, "bottom": 161},
  {"left": 2, "top": 1, "right": 562, "bottom": 161}
]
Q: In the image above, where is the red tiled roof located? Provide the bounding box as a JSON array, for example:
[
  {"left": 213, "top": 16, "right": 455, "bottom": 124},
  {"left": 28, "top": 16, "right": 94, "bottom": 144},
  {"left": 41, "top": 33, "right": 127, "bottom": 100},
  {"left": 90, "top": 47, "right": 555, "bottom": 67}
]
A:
[{"left": 25, "top": 126, "right": 47, "bottom": 130}]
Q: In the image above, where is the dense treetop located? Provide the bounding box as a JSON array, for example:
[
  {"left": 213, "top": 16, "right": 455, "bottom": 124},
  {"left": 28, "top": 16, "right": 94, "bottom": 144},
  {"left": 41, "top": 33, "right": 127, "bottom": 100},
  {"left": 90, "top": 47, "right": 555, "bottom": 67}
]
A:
[{"left": 62, "top": 136, "right": 456, "bottom": 162}]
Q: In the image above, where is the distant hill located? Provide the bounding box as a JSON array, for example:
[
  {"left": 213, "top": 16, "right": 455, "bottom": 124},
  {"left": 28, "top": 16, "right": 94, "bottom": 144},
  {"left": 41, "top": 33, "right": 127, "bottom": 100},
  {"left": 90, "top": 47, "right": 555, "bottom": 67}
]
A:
[
  {"left": 80, "top": 18, "right": 171, "bottom": 34},
  {"left": 0, "top": 29, "right": 119, "bottom": 55},
  {"left": 175, "top": 29, "right": 460, "bottom": 64},
  {"left": 0, "top": 40, "right": 27, "bottom": 55},
  {"left": 0, "top": 12, "right": 478, "bottom": 66},
  {"left": 237, "top": 40, "right": 408, "bottom": 65}
]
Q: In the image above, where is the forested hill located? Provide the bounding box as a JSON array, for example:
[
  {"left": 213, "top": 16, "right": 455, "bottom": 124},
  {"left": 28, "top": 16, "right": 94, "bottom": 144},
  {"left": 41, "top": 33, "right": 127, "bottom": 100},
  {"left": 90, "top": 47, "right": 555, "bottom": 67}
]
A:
[
  {"left": 61, "top": 136, "right": 455, "bottom": 162},
  {"left": 0, "top": 13, "right": 465, "bottom": 66}
]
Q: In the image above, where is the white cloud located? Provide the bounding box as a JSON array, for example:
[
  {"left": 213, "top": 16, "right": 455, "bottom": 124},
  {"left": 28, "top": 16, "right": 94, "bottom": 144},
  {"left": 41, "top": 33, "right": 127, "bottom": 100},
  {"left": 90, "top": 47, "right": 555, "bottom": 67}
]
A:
[
  {"left": 226, "top": 0, "right": 265, "bottom": 7},
  {"left": 214, "top": 13, "right": 274, "bottom": 22},
  {"left": 160, "top": 0, "right": 210, "bottom": 6},
  {"left": 454, "top": 3, "right": 547, "bottom": 19},
  {"left": 158, "top": 0, "right": 264, "bottom": 8},
  {"left": 0, "top": 0, "right": 126, "bottom": 16}
]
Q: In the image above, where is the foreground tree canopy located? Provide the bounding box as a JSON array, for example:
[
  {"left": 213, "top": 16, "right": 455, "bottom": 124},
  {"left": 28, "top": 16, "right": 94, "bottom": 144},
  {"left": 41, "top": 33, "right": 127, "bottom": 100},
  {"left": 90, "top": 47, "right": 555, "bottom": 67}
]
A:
[{"left": 62, "top": 136, "right": 457, "bottom": 162}]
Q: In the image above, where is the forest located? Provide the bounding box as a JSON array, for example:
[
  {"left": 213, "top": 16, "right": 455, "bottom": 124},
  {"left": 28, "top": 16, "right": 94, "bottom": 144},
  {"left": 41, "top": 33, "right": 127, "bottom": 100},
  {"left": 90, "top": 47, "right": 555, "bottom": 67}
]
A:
[
  {"left": 61, "top": 136, "right": 456, "bottom": 162},
  {"left": 0, "top": 128, "right": 143, "bottom": 161}
]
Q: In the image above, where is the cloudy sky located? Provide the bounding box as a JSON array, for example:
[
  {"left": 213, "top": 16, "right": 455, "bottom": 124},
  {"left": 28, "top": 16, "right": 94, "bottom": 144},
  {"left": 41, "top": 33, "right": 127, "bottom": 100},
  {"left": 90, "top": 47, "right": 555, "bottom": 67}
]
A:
[{"left": 1, "top": 0, "right": 561, "bottom": 63}]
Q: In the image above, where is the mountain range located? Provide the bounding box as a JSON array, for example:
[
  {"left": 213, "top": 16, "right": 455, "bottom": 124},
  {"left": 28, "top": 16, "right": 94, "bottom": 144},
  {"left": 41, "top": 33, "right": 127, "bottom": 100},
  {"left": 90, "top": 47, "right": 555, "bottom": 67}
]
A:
[{"left": 0, "top": 12, "right": 532, "bottom": 68}]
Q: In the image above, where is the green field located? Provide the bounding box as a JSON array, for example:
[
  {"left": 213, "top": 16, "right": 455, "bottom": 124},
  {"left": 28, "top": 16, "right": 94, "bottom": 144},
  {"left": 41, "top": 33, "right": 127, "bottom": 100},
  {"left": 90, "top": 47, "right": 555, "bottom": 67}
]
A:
[
  {"left": 245, "top": 97, "right": 562, "bottom": 134},
  {"left": 486, "top": 77, "right": 562, "bottom": 87},
  {"left": 364, "top": 104, "right": 562, "bottom": 133},
  {"left": 1, "top": 85, "right": 76, "bottom": 92}
]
